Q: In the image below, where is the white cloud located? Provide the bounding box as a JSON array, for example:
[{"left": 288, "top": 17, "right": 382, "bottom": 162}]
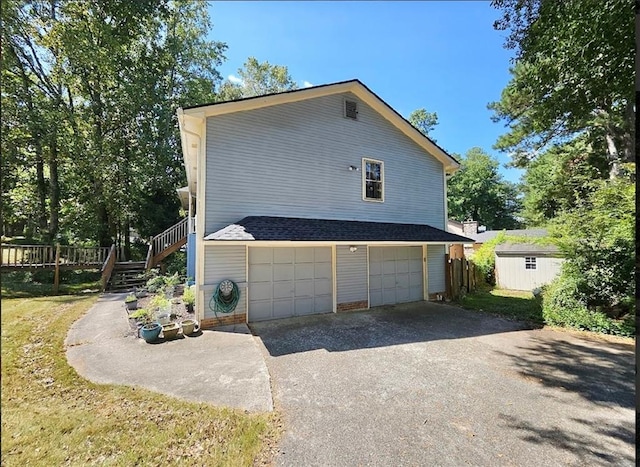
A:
[
  {"left": 228, "top": 74, "right": 244, "bottom": 85},
  {"left": 302, "top": 80, "right": 314, "bottom": 88}
]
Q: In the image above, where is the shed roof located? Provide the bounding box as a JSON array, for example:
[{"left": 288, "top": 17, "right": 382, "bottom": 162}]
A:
[
  {"left": 494, "top": 243, "right": 561, "bottom": 256},
  {"left": 473, "top": 228, "right": 548, "bottom": 243}
]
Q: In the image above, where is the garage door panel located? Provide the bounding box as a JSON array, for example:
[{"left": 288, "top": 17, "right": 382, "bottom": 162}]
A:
[
  {"left": 273, "top": 299, "right": 294, "bottom": 318},
  {"left": 273, "top": 264, "right": 294, "bottom": 281},
  {"left": 250, "top": 248, "right": 272, "bottom": 264},
  {"left": 295, "top": 247, "right": 314, "bottom": 263},
  {"left": 249, "top": 247, "right": 333, "bottom": 321},
  {"left": 383, "top": 248, "right": 396, "bottom": 261},
  {"left": 294, "top": 297, "right": 314, "bottom": 315},
  {"left": 248, "top": 282, "right": 272, "bottom": 301},
  {"left": 313, "top": 295, "right": 333, "bottom": 312},
  {"left": 273, "top": 281, "right": 293, "bottom": 299},
  {"left": 249, "top": 300, "right": 272, "bottom": 321},
  {"left": 396, "top": 260, "right": 409, "bottom": 273},
  {"left": 314, "top": 262, "right": 332, "bottom": 279},
  {"left": 250, "top": 264, "right": 273, "bottom": 282},
  {"left": 294, "top": 279, "right": 314, "bottom": 297},
  {"left": 314, "top": 278, "right": 332, "bottom": 296},
  {"left": 369, "top": 246, "right": 423, "bottom": 308},
  {"left": 382, "top": 261, "right": 396, "bottom": 274},
  {"left": 314, "top": 247, "right": 331, "bottom": 262},
  {"left": 295, "top": 263, "right": 314, "bottom": 280},
  {"left": 409, "top": 259, "right": 422, "bottom": 273},
  {"left": 273, "top": 248, "right": 294, "bottom": 263}
]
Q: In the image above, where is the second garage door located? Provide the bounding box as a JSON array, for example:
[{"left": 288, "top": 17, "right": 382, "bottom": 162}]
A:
[
  {"left": 248, "top": 247, "right": 333, "bottom": 322},
  {"left": 369, "top": 246, "right": 423, "bottom": 307}
]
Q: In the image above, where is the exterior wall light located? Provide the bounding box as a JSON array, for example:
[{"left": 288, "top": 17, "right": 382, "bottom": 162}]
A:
[
  {"left": 348, "top": 165, "right": 360, "bottom": 171},
  {"left": 349, "top": 246, "right": 358, "bottom": 253}
]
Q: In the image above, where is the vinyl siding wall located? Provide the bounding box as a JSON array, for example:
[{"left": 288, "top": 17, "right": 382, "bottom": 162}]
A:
[
  {"left": 336, "top": 245, "right": 368, "bottom": 304},
  {"left": 202, "top": 245, "right": 247, "bottom": 319},
  {"left": 204, "top": 92, "right": 445, "bottom": 236},
  {"left": 496, "top": 255, "right": 564, "bottom": 291},
  {"left": 427, "top": 244, "right": 446, "bottom": 294}
]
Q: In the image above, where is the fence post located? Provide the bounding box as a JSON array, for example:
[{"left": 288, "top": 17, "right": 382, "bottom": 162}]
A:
[{"left": 53, "top": 243, "right": 61, "bottom": 294}]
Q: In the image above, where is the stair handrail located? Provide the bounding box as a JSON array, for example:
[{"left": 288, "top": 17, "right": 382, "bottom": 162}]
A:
[
  {"left": 152, "top": 217, "right": 188, "bottom": 258},
  {"left": 145, "top": 240, "right": 154, "bottom": 271},
  {"left": 101, "top": 244, "right": 117, "bottom": 291}
]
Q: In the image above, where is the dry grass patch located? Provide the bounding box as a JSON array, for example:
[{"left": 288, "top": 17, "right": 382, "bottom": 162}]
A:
[{"left": 1, "top": 295, "right": 279, "bottom": 466}]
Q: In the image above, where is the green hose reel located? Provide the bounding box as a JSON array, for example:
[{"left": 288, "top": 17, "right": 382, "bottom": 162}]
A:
[{"left": 209, "top": 279, "right": 240, "bottom": 317}]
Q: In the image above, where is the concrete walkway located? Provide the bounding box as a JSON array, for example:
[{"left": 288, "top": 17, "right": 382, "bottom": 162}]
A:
[{"left": 65, "top": 293, "right": 273, "bottom": 412}]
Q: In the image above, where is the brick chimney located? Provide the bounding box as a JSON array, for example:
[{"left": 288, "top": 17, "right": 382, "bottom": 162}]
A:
[{"left": 462, "top": 220, "right": 478, "bottom": 236}]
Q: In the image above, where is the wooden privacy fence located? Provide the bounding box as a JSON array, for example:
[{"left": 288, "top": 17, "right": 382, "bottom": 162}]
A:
[{"left": 445, "top": 254, "right": 479, "bottom": 300}]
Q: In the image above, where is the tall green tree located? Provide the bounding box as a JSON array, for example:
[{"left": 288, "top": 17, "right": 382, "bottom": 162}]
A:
[
  {"left": 218, "top": 56, "right": 297, "bottom": 100},
  {"left": 2, "top": 0, "right": 226, "bottom": 250},
  {"left": 447, "top": 147, "right": 521, "bottom": 229},
  {"left": 489, "top": 0, "right": 634, "bottom": 178},
  {"left": 408, "top": 108, "right": 438, "bottom": 140}
]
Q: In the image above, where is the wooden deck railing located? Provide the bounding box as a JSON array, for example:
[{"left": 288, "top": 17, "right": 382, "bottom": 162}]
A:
[
  {"left": 152, "top": 217, "right": 188, "bottom": 257},
  {"left": 1, "top": 244, "right": 111, "bottom": 269},
  {"left": 100, "top": 244, "right": 117, "bottom": 291}
]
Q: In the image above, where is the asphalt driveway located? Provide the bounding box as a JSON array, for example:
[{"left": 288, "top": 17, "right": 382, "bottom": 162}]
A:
[{"left": 251, "top": 302, "right": 635, "bottom": 466}]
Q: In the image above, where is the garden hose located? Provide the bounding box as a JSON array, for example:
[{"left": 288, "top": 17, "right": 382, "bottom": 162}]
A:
[{"left": 209, "top": 279, "right": 240, "bottom": 318}]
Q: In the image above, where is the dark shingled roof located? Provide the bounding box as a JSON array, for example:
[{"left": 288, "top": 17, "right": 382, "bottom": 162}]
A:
[
  {"left": 495, "top": 243, "right": 561, "bottom": 256},
  {"left": 204, "top": 216, "right": 474, "bottom": 243}
]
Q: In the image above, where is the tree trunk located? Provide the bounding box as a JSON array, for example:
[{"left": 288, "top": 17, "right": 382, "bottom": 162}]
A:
[
  {"left": 605, "top": 133, "right": 621, "bottom": 179},
  {"left": 48, "top": 126, "right": 60, "bottom": 241},
  {"left": 34, "top": 139, "right": 49, "bottom": 235}
]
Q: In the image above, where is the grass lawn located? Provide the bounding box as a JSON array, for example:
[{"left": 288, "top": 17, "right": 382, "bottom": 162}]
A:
[
  {"left": 1, "top": 292, "right": 279, "bottom": 465},
  {"left": 456, "top": 286, "right": 544, "bottom": 325}
]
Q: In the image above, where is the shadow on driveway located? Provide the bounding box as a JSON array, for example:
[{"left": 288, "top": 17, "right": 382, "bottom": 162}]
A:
[
  {"left": 250, "top": 301, "right": 529, "bottom": 357},
  {"left": 495, "top": 334, "right": 635, "bottom": 409}
]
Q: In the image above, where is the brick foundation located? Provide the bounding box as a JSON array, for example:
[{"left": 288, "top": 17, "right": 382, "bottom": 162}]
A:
[
  {"left": 200, "top": 313, "right": 247, "bottom": 329},
  {"left": 337, "top": 300, "right": 368, "bottom": 312}
]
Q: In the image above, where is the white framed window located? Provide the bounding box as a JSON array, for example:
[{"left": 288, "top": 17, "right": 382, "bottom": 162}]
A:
[
  {"left": 362, "top": 158, "right": 384, "bottom": 202},
  {"left": 525, "top": 257, "right": 536, "bottom": 270}
]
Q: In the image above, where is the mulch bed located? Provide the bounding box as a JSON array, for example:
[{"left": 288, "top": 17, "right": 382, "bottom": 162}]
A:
[{"left": 125, "top": 289, "right": 196, "bottom": 339}]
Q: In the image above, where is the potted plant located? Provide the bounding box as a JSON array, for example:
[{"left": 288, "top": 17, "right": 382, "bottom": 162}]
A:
[
  {"left": 163, "top": 273, "right": 181, "bottom": 298},
  {"left": 162, "top": 322, "right": 180, "bottom": 340},
  {"left": 150, "top": 294, "right": 171, "bottom": 324},
  {"left": 124, "top": 293, "right": 138, "bottom": 310},
  {"left": 181, "top": 319, "right": 198, "bottom": 336},
  {"left": 183, "top": 286, "right": 195, "bottom": 314},
  {"left": 132, "top": 308, "right": 160, "bottom": 343}
]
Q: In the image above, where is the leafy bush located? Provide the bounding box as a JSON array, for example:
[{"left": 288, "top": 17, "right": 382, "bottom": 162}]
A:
[
  {"left": 182, "top": 286, "right": 195, "bottom": 305},
  {"left": 542, "top": 273, "right": 634, "bottom": 337},
  {"left": 471, "top": 231, "right": 506, "bottom": 284},
  {"left": 164, "top": 250, "right": 186, "bottom": 277},
  {"left": 146, "top": 275, "right": 166, "bottom": 293}
]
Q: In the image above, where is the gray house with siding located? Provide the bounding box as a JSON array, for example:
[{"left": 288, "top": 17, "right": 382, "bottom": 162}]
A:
[{"left": 177, "top": 79, "right": 471, "bottom": 327}]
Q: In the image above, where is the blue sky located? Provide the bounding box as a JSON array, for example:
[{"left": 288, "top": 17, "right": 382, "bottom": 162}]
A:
[{"left": 207, "top": 1, "right": 523, "bottom": 183}]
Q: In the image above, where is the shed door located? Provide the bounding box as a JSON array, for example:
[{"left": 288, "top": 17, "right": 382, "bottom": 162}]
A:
[
  {"left": 369, "top": 246, "right": 423, "bottom": 307},
  {"left": 248, "top": 247, "right": 333, "bottom": 322}
]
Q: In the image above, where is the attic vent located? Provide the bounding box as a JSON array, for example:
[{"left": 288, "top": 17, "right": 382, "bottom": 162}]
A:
[{"left": 344, "top": 99, "right": 358, "bottom": 120}]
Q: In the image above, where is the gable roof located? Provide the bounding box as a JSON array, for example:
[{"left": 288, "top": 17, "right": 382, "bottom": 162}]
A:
[
  {"left": 177, "top": 79, "right": 460, "bottom": 195},
  {"left": 204, "top": 216, "right": 473, "bottom": 243}
]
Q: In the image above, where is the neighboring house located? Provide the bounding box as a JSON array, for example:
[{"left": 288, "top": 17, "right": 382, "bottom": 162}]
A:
[
  {"left": 495, "top": 243, "right": 564, "bottom": 291},
  {"left": 177, "top": 79, "right": 472, "bottom": 327}
]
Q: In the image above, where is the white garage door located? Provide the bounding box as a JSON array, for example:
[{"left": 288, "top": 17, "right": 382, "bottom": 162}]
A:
[
  {"left": 369, "top": 246, "right": 423, "bottom": 307},
  {"left": 248, "top": 247, "right": 333, "bottom": 322}
]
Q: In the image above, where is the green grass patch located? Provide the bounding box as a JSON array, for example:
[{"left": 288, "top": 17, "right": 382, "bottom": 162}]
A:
[
  {"left": 1, "top": 294, "right": 279, "bottom": 465},
  {"left": 1, "top": 270, "right": 102, "bottom": 298},
  {"left": 456, "top": 286, "right": 544, "bottom": 325}
]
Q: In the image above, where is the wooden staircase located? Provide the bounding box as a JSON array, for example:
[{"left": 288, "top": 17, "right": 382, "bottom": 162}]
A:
[
  {"left": 107, "top": 261, "right": 147, "bottom": 292},
  {"left": 102, "top": 217, "right": 190, "bottom": 292}
]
